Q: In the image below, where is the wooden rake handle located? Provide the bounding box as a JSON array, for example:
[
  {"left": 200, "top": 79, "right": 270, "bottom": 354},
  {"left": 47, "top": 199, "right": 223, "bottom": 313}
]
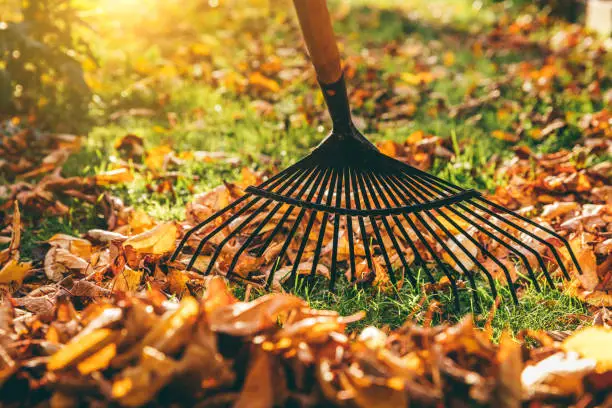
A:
[{"left": 293, "top": 0, "right": 342, "bottom": 84}]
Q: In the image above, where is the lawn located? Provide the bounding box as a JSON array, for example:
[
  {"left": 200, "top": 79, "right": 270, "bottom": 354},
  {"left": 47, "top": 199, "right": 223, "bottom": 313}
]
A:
[
  {"left": 18, "top": 0, "right": 606, "bottom": 330},
  {"left": 0, "top": 0, "right": 610, "bottom": 405}
]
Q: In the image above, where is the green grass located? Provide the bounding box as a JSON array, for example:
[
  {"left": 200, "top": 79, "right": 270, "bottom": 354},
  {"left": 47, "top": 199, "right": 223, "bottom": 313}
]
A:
[
  {"left": 7, "top": 0, "right": 606, "bottom": 336},
  {"left": 233, "top": 273, "right": 588, "bottom": 340}
]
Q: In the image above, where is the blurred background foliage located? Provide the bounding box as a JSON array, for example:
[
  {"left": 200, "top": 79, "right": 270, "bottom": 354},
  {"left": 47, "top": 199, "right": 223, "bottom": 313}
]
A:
[
  {"left": 0, "top": 0, "right": 589, "bottom": 133},
  {"left": 1, "top": 0, "right": 286, "bottom": 132},
  {"left": 0, "top": 0, "right": 95, "bottom": 132}
]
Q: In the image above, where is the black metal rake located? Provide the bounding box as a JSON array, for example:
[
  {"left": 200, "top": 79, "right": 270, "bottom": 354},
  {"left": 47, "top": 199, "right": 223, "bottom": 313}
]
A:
[{"left": 171, "top": 0, "right": 583, "bottom": 307}]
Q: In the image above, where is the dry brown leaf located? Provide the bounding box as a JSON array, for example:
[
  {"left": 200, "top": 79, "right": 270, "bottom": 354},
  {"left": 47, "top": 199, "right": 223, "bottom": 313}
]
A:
[
  {"left": 44, "top": 247, "right": 93, "bottom": 282},
  {"left": 540, "top": 201, "right": 579, "bottom": 219},
  {"left": 48, "top": 234, "right": 93, "bottom": 260},
  {"left": 114, "top": 297, "right": 199, "bottom": 366},
  {"left": 569, "top": 235, "right": 598, "bottom": 291},
  {"left": 235, "top": 349, "right": 283, "bottom": 408},
  {"left": 495, "top": 331, "right": 523, "bottom": 408},
  {"left": 114, "top": 134, "right": 145, "bottom": 161},
  {"left": 0, "top": 201, "right": 21, "bottom": 266},
  {"left": 209, "top": 293, "right": 306, "bottom": 336}
]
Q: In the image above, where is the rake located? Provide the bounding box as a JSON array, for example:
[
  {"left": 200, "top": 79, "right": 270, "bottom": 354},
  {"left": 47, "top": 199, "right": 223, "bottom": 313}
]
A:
[{"left": 171, "top": 0, "right": 582, "bottom": 307}]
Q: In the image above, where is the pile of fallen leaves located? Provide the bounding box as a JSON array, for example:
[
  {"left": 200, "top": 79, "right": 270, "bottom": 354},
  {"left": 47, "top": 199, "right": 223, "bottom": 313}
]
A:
[{"left": 0, "top": 275, "right": 610, "bottom": 407}]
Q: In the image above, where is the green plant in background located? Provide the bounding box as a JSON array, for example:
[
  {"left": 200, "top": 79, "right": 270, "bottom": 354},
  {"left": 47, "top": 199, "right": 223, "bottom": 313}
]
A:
[{"left": 0, "top": 0, "right": 95, "bottom": 132}]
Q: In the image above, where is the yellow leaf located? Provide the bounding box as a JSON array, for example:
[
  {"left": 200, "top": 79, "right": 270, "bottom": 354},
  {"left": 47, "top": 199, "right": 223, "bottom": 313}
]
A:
[
  {"left": 377, "top": 140, "right": 400, "bottom": 158},
  {"left": 77, "top": 343, "right": 117, "bottom": 375},
  {"left": 190, "top": 43, "right": 211, "bottom": 57},
  {"left": 112, "top": 346, "right": 178, "bottom": 407},
  {"left": 123, "top": 222, "right": 178, "bottom": 255},
  {"left": 492, "top": 130, "right": 519, "bottom": 143},
  {"left": 528, "top": 128, "right": 544, "bottom": 140},
  {"left": 249, "top": 72, "right": 280, "bottom": 93},
  {"left": 400, "top": 72, "right": 434, "bottom": 86},
  {"left": 48, "top": 329, "right": 116, "bottom": 371},
  {"left": 168, "top": 269, "right": 189, "bottom": 296},
  {"left": 562, "top": 327, "right": 612, "bottom": 372},
  {"left": 128, "top": 211, "right": 156, "bottom": 235},
  {"left": 0, "top": 259, "right": 32, "bottom": 285},
  {"left": 145, "top": 145, "right": 173, "bottom": 171},
  {"left": 236, "top": 167, "right": 261, "bottom": 188},
  {"left": 95, "top": 168, "right": 134, "bottom": 186},
  {"left": 443, "top": 51, "right": 455, "bottom": 66},
  {"left": 111, "top": 266, "right": 144, "bottom": 293},
  {"left": 406, "top": 130, "right": 425, "bottom": 145}
]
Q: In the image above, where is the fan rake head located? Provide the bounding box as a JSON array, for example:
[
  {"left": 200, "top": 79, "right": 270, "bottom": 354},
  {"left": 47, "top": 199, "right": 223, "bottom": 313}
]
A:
[{"left": 171, "top": 77, "right": 583, "bottom": 308}]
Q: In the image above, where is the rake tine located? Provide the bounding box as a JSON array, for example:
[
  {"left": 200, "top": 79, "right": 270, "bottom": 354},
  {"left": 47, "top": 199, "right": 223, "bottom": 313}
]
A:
[
  {"left": 186, "top": 196, "right": 261, "bottom": 270},
  {"left": 202, "top": 168, "right": 308, "bottom": 275},
  {"left": 173, "top": 162, "right": 303, "bottom": 262},
  {"left": 265, "top": 170, "right": 331, "bottom": 288},
  {"left": 226, "top": 202, "right": 283, "bottom": 279},
  {"left": 362, "top": 171, "right": 418, "bottom": 287},
  {"left": 202, "top": 200, "right": 272, "bottom": 275},
  {"left": 289, "top": 168, "right": 335, "bottom": 284},
  {"left": 400, "top": 175, "right": 518, "bottom": 303},
  {"left": 377, "top": 175, "right": 460, "bottom": 309},
  {"left": 407, "top": 177, "right": 531, "bottom": 293},
  {"left": 349, "top": 167, "right": 374, "bottom": 273},
  {"left": 413, "top": 171, "right": 573, "bottom": 282},
  {"left": 309, "top": 168, "right": 339, "bottom": 279},
  {"left": 386, "top": 174, "right": 479, "bottom": 304},
  {"left": 172, "top": 195, "right": 249, "bottom": 262},
  {"left": 477, "top": 197, "right": 578, "bottom": 278},
  {"left": 355, "top": 170, "right": 397, "bottom": 286},
  {"left": 456, "top": 203, "right": 546, "bottom": 291},
  {"left": 329, "top": 168, "right": 344, "bottom": 290},
  {"left": 404, "top": 166, "right": 462, "bottom": 194},
  {"left": 368, "top": 173, "right": 433, "bottom": 283},
  {"left": 288, "top": 210, "right": 318, "bottom": 281},
  {"left": 256, "top": 167, "right": 325, "bottom": 257},
  {"left": 394, "top": 174, "right": 492, "bottom": 294},
  {"left": 410, "top": 173, "right": 548, "bottom": 291},
  {"left": 393, "top": 174, "right": 491, "bottom": 306},
  {"left": 343, "top": 167, "right": 357, "bottom": 281},
  {"left": 226, "top": 167, "right": 318, "bottom": 279},
  {"left": 264, "top": 209, "right": 306, "bottom": 289},
  {"left": 467, "top": 200, "right": 558, "bottom": 287}
]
